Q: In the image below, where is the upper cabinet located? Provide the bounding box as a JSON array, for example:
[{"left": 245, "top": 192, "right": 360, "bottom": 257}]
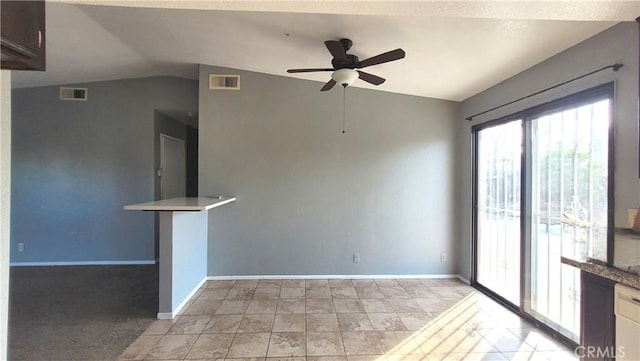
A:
[{"left": 1, "top": 0, "right": 45, "bottom": 71}]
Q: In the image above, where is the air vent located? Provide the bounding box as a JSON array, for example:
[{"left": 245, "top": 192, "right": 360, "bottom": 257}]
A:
[
  {"left": 209, "top": 74, "right": 240, "bottom": 90},
  {"left": 59, "top": 87, "right": 87, "bottom": 101}
]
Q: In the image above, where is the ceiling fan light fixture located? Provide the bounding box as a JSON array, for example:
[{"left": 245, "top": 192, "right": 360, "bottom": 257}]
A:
[{"left": 332, "top": 68, "right": 358, "bottom": 87}]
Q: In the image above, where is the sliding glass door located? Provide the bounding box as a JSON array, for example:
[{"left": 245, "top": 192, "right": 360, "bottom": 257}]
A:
[
  {"left": 473, "top": 83, "right": 613, "bottom": 343},
  {"left": 526, "top": 97, "right": 611, "bottom": 342},
  {"left": 476, "top": 120, "right": 522, "bottom": 305}
]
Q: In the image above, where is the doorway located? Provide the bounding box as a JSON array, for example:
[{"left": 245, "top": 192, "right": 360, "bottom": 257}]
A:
[
  {"left": 472, "top": 83, "right": 614, "bottom": 343},
  {"left": 160, "top": 134, "right": 186, "bottom": 199},
  {"left": 154, "top": 110, "right": 198, "bottom": 199}
]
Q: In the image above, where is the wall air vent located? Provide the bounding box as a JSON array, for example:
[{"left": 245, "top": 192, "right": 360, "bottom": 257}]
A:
[
  {"left": 59, "top": 87, "right": 87, "bottom": 101},
  {"left": 209, "top": 74, "right": 240, "bottom": 90}
]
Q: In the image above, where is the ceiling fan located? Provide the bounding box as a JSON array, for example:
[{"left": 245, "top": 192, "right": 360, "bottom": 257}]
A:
[{"left": 287, "top": 38, "right": 406, "bottom": 91}]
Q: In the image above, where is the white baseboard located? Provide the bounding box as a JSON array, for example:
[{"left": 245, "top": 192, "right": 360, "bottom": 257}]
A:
[
  {"left": 457, "top": 275, "right": 471, "bottom": 285},
  {"left": 10, "top": 260, "right": 157, "bottom": 266},
  {"left": 156, "top": 312, "right": 173, "bottom": 320},
  {"left": 207, "top": 274, "right": 462, "bottom": 280},
  {"left": 157, "top": 277, "right": 207, "bottom": 320}
]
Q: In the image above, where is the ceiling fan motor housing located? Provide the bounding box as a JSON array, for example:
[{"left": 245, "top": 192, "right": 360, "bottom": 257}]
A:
[
  {"left": 332, "top": 54, "right": 360, "bottom": 69},
  {"left": 339, "top": 38, "right": 353, "bottom": 51},
  {"left": 331, "top": 38, "right": 358, "bottom": 69}
]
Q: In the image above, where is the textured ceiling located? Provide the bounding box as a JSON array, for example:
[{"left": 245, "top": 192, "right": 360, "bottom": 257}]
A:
[{"left": 12, "top": 1, "right": 638, "bottom": 101}]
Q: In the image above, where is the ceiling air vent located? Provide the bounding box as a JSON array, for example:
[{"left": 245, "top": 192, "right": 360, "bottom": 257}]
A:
[
  {"left": 59, "top": 87, "right": 87, "bottom": 101},
  {"left": 209, "top": 74, "right": 240, "bottom": 90}
]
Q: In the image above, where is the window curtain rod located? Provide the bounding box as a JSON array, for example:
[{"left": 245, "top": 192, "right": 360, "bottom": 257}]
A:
[{"left": 466, "top": 63, "right": 623, "bottom": 121}]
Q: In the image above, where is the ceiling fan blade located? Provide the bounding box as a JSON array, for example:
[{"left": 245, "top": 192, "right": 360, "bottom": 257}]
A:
[
  {"left": 357, "top": 70, "right": 385, "bottom": 85},
  {"left": 287, "top": 68, "right": 334, "bottom": 73},
  {"left": 320, "top": 79, "right": 337, "bottom": 91},
  {"left": 324, "top": 40, "right": 347, "bottom": 61},
  {"left": 356, "top": 48, "right": 405, "bottom": 68}
]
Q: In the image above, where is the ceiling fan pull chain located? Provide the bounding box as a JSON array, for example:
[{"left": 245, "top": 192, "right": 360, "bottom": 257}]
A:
[{"left": 342, "top": 86, "right": 347, "bottom": 134}]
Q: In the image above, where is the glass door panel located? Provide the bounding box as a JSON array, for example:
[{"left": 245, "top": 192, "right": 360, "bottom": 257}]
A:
[
  {"left": 527, "top": 99, "right": 611, "bottom": 342},
  {"left": 476, "top": 120, "right": 522, "bottom": 305}
]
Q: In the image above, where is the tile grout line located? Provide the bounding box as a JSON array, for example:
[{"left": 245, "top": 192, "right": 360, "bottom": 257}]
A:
[
  {"left": 264, "top": 305, "right": 278, "bottom": 358},
  {"left": 182, "top": 331, "right": 202, "bottom": 360}
]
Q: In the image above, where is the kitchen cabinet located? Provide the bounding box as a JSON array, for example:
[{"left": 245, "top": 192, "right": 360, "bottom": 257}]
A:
[
  {"left": 615, "top": 284, "right": 640, "bottom": 360},
  {"left": 1, "top": 0, "right": 45, "bottom": 71},
  {"left": 581, "top": 271, "right": 616, "bottom": 361}
]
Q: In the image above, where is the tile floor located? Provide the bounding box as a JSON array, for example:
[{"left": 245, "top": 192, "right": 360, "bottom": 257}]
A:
[{"left": 117, "top": 278, "right": 578, "bottom": 361}]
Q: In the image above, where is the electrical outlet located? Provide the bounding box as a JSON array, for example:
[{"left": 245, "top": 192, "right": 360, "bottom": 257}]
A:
[
  {"left": 440, "top": 253, "right": 446, "bottom": 262},
  {"left": 353, "top": 253, "right": 360, "bottom": 263},
  {"left": 18, "top": 243, "right": 24, "bottom": 252}
]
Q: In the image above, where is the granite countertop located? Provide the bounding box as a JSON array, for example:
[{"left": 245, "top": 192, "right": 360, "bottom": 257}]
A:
[
  {"left": 124, "top": 196, "right": 236, "bottom": 211},
  {"left": 561, "top": 228, "right": 640, "bottom": 289},
  {"left": 561, "top": 256, "right": 640, "bottom": 289}
]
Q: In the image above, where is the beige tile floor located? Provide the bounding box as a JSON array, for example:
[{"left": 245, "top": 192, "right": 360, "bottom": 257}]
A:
[{"left": 117, "top": 278, "right": 578, "bottom": 361}]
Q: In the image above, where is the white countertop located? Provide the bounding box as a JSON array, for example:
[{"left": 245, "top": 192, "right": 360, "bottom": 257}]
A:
[{"left": 124, "top": 197, "right": 236, "bottom": 211}]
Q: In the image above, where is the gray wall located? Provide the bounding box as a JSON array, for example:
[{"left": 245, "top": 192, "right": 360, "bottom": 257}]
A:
[
  {"left": 199, "top": 65, "right": 459, "bottom": 276},
  {"left": 11, "top": 76, "right": 198, "bottom": 263},
  {"left": 457, "top": 22, "right": 639, "bottom": 279}
]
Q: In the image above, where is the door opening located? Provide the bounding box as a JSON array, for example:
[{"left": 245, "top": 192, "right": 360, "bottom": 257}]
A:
[{"left": 160, "top": 134, "right": 186, "bottom": 199}]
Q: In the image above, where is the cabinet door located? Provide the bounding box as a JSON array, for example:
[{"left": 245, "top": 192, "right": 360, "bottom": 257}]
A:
[
  {"left": 581, "top": 271, "right": 616, "bottom": 361},
  {"left": 1, "top": 0, "right": 46, "bottom": 70}
]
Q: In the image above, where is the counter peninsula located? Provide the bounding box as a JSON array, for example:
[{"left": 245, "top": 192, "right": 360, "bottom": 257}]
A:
[{"left": 125, "top": 196, "right": 236, "bottom": 319}]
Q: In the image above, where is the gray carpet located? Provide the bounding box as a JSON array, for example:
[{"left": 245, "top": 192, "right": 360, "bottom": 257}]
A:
[{"left": 9, "top": 265, "right": 158, "bottom": 361}]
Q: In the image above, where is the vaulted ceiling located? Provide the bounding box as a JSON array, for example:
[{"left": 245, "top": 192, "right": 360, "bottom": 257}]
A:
[{"left": 11, "top": 1, "right": 638, "bottom": 101}]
